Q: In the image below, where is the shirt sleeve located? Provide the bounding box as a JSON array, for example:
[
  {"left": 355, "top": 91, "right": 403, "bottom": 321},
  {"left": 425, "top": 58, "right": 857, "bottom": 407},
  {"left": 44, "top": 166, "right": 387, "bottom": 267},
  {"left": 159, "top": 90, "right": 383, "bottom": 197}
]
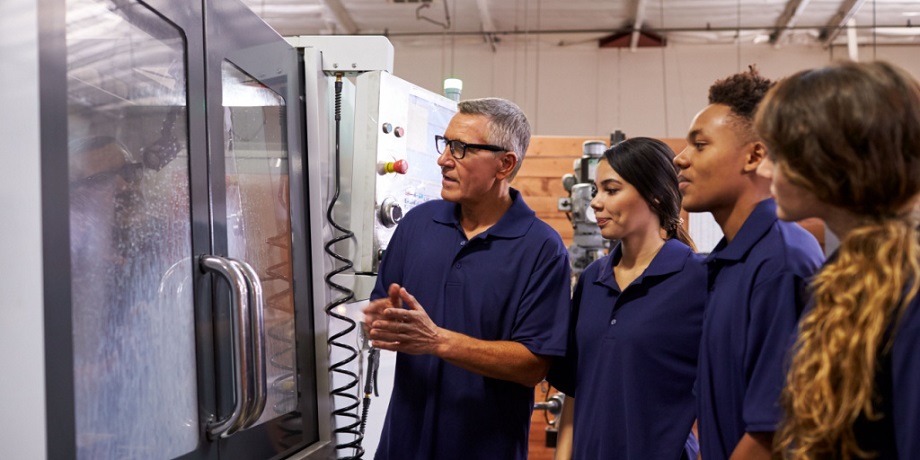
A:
[
  {"left": 546, "top": 273, "right": 584, "bottom": 396},
  {"left": 510, "top": 238, "right": 571, "bottom": 358},
  {"left": 742, "top": 271, "right": 808, "bottom": 433},
  {"left": 892, "top": 299, "right": 920, "bottom": 458}
]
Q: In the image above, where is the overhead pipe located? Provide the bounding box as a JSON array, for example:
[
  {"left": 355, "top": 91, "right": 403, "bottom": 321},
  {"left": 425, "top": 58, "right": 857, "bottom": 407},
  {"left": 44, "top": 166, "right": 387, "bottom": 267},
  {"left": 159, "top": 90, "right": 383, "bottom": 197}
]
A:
[{"left": 372, "top": 22, "right": 915, "bottom": 38}]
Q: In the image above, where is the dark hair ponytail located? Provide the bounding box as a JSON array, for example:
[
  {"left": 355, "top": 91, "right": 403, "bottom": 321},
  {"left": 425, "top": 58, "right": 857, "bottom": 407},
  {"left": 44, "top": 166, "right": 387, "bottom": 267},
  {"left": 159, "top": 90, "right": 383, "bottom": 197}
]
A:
[{"left": 669, "top": 222, "right": 694, "bottom": 251}]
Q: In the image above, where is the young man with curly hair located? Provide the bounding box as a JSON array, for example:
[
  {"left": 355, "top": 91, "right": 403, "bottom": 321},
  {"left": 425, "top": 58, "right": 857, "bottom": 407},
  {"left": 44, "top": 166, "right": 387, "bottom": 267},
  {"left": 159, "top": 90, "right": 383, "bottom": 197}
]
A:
[{"left": 673, "top": 67, "right": 825, "bottom": 459}]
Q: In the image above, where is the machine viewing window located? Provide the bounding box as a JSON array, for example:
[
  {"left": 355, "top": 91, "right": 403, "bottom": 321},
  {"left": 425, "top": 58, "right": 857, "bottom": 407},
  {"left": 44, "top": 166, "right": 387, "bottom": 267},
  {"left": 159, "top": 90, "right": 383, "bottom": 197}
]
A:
[
  {"left": 221, "top": 60, "right": 299, "bottom": 426},
  {"left": 66, "top": 0, "right": 197, "bottom": 458}
]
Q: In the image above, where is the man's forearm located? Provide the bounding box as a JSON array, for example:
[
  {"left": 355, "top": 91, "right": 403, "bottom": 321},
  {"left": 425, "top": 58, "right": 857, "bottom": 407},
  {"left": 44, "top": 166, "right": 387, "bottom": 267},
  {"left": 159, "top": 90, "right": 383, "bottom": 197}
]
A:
[{"left": 435, "top": 328, "right": 550, "bottom": 387}]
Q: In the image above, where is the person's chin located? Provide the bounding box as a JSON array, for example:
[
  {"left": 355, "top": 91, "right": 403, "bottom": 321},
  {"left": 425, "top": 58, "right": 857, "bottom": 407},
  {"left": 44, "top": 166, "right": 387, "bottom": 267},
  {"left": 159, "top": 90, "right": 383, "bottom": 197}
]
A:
[
  {"left": 601, "top": 231, "right": 622, "bottom": 242},
  {"left": 679, "top": 197, "right": 707, "bottom": 214},
  {"left": 440, "top": 189, "right": 459, "bottom": 202}
]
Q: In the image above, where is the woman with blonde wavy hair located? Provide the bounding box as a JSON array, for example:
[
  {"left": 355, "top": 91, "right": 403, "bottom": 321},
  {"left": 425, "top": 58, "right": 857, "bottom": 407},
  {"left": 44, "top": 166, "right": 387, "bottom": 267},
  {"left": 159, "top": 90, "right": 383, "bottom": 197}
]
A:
[{"left": 755, "top": 60, "right": 920, "bottom": 459}]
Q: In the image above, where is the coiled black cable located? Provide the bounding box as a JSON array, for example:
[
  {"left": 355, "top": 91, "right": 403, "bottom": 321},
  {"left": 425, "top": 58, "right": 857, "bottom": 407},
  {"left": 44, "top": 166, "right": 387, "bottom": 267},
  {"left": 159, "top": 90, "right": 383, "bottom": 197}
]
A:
[{"left": 324, "top": 73, "right": 364, "bottom": 459}]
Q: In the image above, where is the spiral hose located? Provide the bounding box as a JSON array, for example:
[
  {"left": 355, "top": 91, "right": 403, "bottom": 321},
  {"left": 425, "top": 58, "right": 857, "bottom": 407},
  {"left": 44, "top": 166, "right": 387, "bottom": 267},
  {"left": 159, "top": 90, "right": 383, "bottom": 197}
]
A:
[{"left": 324, "top": 73, "right": 365, "bottom": 459}]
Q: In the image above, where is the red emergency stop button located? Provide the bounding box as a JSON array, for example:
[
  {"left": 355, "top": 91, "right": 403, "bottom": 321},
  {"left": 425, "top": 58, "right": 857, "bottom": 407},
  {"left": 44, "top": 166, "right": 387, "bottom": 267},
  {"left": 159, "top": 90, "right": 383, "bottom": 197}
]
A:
[{"left": 385, "top": 159, "right": 408, "bottom": 174}]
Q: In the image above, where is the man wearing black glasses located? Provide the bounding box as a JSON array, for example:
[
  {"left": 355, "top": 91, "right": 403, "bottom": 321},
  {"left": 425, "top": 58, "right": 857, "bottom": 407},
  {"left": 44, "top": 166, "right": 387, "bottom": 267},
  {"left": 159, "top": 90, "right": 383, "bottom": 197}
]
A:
[{"left": 364, "top": 98, "right": 571, "bottom": 460}]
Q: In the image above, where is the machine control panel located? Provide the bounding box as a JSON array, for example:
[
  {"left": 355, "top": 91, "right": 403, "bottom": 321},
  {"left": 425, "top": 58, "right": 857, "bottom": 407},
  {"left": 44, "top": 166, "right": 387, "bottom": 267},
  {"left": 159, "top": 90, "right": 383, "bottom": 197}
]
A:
[{"left": 351, "top": 71, "right": 457, "bottom": 273}]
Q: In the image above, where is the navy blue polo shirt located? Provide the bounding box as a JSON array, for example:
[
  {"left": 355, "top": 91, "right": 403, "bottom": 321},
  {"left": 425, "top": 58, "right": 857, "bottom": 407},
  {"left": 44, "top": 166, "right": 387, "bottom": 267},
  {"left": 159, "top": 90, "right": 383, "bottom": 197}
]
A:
[
  {"left": 370, "top": 188, "right": 571, "bottom": 460},
  {"left": 547, "top": 239, "right": 706, "bottom": 459},
  {"left": 854, "top": 292, "right": 920, "bottom": 458},
  {"left": 800, "top": 252, "right": 920, "bottom": 459},
  {"left": 697, "top": 198, "right": 824, "bottom": 459}
]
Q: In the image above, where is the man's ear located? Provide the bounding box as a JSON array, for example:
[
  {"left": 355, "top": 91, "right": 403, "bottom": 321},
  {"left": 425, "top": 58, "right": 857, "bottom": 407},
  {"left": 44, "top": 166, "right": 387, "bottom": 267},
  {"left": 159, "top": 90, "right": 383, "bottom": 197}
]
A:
[
  {"left": 743, "top": 141, "right": 767, "bottom": 173},
  {"left": 496, "top": 152, "right": 519, "bottom": 180}
]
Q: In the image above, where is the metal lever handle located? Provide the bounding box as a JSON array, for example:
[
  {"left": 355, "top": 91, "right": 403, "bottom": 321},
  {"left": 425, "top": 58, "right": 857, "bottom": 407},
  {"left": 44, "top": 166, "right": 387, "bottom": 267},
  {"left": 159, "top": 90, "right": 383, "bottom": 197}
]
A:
[
  {"left": 200, "top": 255, "right": 253, "bottom": 439},
  {"left": 235, "top": 259, "right": 267, "bottom": 428},
  {"left": 533, "top": 393, "right": 566, "bottom": 417}
]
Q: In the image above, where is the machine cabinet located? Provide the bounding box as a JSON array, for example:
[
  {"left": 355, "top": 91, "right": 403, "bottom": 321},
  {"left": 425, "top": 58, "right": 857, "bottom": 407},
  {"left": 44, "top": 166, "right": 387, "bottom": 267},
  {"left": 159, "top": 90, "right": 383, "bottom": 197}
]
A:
[{"left": 28, "top": 0, "right": 330, "bottom": 458}]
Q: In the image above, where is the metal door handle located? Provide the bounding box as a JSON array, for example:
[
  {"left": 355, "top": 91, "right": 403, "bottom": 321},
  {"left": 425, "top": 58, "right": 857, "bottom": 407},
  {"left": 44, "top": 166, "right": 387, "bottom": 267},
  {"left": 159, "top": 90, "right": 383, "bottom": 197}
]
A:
[
  {"left": 200, "top": 255, "right": 253, "bottom": 439},
  {"left": 235, "top": 259, "right": 267, "bottom": 428}
]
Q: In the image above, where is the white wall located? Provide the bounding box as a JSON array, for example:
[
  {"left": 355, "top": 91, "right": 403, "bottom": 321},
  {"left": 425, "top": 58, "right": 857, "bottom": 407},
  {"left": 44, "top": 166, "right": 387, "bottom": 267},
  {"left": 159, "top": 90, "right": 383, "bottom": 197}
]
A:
[
  {"left": 392, "top": 39, "right": 920, "bottom": 139},
  {"left": 0, "top": 0, "right": 47, "bottom": 457}
]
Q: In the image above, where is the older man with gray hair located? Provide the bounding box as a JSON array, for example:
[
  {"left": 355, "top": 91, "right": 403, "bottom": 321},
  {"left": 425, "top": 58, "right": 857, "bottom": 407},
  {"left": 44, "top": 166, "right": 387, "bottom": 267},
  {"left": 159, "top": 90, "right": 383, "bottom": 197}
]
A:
[{"left": 363, "top": 97, "right": 571, "bottom": 459}]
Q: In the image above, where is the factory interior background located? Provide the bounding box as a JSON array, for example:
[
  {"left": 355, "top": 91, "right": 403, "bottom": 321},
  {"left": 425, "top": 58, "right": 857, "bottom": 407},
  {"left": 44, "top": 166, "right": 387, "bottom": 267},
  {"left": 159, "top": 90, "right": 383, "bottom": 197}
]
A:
[{"left": 2, "top": 0, "right": 919, "bottom": 459}]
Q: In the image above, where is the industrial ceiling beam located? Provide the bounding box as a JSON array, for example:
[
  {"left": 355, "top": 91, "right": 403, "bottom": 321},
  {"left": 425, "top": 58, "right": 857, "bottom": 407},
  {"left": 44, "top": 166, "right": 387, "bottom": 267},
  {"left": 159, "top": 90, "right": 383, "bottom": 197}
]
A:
[
  {"left": 320, "top": 0, "right": 358, "bottom": 35},
  {"left": 476, "top": 0, "right": 496, "bottom": 32},
  {"left": 821, "top": 0, "right": 867, "bottom": 45},
  {"left": 476, "top": 0, "right": 500, "bottom": 51},
  {"left": 629, "top": 0, "right": 648, "bottom": 51},
  {"left": 769, "top": 0, "right": 812, "bottom": 45}
]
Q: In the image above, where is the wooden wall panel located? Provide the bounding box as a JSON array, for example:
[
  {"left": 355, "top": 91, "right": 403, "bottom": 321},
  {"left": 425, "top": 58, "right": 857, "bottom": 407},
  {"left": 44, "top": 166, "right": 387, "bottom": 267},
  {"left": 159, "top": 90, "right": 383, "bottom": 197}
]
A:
[
  {"left": 526, "top": 137, "right": 605, "bottom": 157},
  {"left": 517, "top": 158, "right": 581, "bottom": 178},
  {"left": 513, "top": 136, "right": 608, "bottom": 249}
]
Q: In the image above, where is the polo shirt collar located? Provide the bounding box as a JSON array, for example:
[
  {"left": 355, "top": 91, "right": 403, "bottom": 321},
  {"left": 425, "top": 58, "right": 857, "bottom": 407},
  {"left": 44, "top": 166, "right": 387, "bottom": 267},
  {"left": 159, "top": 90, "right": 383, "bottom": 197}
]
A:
[
  {"left": 431, "top": 188, "right": 535, "bottom": 239},
  {"left": 705, "top": 198, "right": 777, "bottom": 264},
  {"left": 594, "top": 238, "right": 691, "bottom": 291}
]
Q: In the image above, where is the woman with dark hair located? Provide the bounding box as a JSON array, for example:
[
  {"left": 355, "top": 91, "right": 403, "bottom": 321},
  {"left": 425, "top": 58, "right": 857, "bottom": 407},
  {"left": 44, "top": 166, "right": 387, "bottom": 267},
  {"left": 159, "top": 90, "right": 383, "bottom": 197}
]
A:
[
  {"left": 548, "top": 137, "right": 706, "bottom": 459},
  {"left": 755, "top": 60, "right": 920, "bottom": 459}
]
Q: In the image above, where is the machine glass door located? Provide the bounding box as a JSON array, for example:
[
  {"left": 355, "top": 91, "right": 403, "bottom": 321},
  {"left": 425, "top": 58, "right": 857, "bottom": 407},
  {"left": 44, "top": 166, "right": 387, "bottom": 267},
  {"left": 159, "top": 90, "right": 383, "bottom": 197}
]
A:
[
  {"left": 65, "top": 0, "right": 199, "bottom": 458},
  {"left": 205, "top": 0, "right": 320, "bottom": 457},
  {"left": 222, "top": 58, "right": 299, "bottom": 430}
]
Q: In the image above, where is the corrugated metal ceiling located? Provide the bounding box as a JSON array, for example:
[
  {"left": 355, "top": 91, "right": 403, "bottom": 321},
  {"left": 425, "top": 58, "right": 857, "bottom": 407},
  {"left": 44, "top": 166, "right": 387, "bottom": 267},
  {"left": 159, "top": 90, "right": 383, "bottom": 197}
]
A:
[{"left": 242, "top": 0, "right": 920, "bottom": 47}]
